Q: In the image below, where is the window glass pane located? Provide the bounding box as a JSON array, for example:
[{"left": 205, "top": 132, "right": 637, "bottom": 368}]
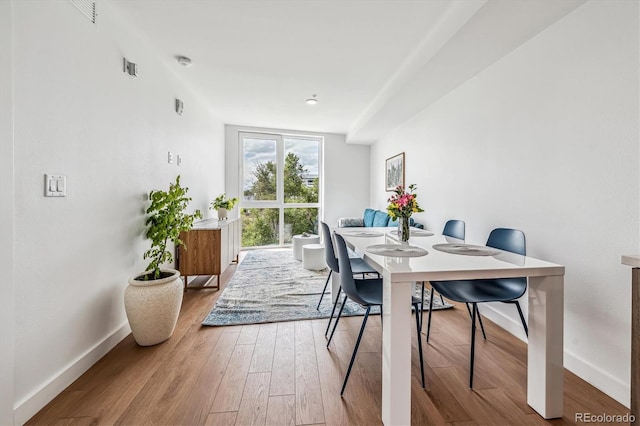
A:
[
  {"left": 283, "top": 138, "right": 319, "bottom": 203},
  {"left": 284, "top": 208, "right": 319, "bottom": 244},
  {"left": 243, "top": 137, "right": 277, "bottom": 201},
  {"left": 241, "top": 208, "right": 279, "bottom": 247}
]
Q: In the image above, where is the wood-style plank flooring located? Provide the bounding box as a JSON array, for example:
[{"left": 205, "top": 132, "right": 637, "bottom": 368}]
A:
[{"left": 27, "top": 253, "right": 630, "bottom": 425}]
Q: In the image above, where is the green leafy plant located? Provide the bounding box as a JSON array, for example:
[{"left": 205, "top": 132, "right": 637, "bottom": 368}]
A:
[
  {"left": 142, "top": 176, "right": 202, "bottom": 280},
  {"left": 210, "top": 193, "right": 239, "bottom": 210}
]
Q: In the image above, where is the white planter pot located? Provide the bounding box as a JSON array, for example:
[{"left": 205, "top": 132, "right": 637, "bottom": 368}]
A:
[
  {"left": 125, "top": 269, "right": 183, "bottom": 346},
  {"left": 217, "top": 208, "right": 228, "bottom": 219}
]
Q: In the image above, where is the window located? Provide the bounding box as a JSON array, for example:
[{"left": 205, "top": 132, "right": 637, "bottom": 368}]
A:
[{"left": 240, "top": 132, "right": 322, "bottom": 247}]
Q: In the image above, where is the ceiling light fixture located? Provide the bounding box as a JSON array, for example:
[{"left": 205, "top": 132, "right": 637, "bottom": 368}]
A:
[
  {"left": 176, "top": 56, "right": 193, "bottom": 67},
  {"left": 306, "top": 94, "right": 318, "bottom": 105}
]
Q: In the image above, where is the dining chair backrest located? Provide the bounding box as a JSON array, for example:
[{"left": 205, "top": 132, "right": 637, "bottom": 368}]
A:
[
  {"left": 443, "top": 220, "right": 465, "bottom": 240},
  {"left": 486, "top": 228, "right": 526, "bottom": 256},
  {"left": 320, "top": 221, "right": 339, "bottom": 273},
  {"left": 334, "top": 233, "right": 369, "bottom": 306}
]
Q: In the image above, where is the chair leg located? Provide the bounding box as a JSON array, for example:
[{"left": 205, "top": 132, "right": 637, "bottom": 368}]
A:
[
  {"left": 470, "top": 303, "right": 477, "bottom": 388},
  {"left": 327, "top": 294, "right": 348, "bottom": 347},
  {"left": 476, "top": 305, "right": 487, "bottom": 340},
  {"left": 466, "top": 303, "right": 486, "bottom": 340},
  {"left": 341, "top": 306, "right": 371, "bottom": 396},
  {"left": 514, "top": 301, "right": 528, "bottom": 336},
  {"left": 414, "top": 302, "right": 425, "bottom": 388},
  {"left": 325, "top": 286, "right": 341, "bottom": 337},
  {"left": 380, "top": 304, "right": 383, "bottom": 330},
  {"left": 426, "top": 288, "right": 435, "bottom": 342},
  {"left": 439, "top": 292, "right": 445, "bottom": 306},
  {"left": 420, "top": 284, "right": 425, "bottom": 331},
  {"left": 317, "top": 270, "right": 332, "bottom": 310}
]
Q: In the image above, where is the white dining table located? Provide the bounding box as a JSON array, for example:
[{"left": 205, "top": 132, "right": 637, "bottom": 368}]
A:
[{"left": 334, "top": 227, "right": 565, "bottom": 426}]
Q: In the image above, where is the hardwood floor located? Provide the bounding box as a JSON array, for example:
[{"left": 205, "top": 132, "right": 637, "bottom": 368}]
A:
[{"left": 27, "top": 256, "right": 629, "bottom": 425}]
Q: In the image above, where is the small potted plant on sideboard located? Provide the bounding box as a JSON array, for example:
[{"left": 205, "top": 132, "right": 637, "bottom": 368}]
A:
[{"left": 210, "top": 193, "right": 238, "bottom": 220}]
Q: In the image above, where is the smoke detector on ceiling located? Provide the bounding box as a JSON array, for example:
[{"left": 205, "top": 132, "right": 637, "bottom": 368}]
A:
[{"left": 176, "top": 56, "right": 193, "bottom": 68}]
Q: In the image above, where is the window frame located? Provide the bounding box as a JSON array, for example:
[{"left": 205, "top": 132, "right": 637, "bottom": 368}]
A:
[{"left": 239, "top": 131, "right": 323, "bottom": 247}]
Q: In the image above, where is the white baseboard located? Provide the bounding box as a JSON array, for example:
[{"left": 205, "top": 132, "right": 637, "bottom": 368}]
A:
[
  {"left": 14, "top": 322, "right": 131, "bottom": 425},
  {"left": 564, "top": 349, "right": 630, "bottom": 408},
  {"left": 479, "top": 305, "right": 630, "bottom": 409}
]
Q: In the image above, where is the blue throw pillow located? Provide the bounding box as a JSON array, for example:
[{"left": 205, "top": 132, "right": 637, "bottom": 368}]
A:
[
  {"left": 363, "top": 209, "right": 376, "bottom": 227},
  {"left": 372, "top": 210, "right": 390, "bottom": 227},
  {"left": 388, "top": 216, "right": 398, "bottom": 227}
]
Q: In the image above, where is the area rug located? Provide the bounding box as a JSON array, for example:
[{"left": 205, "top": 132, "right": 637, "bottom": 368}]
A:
[{"left": 202, "top": 248, "right": 453, "bottom": 326}]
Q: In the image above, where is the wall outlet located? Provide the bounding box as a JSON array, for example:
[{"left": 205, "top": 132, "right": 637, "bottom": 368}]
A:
[{"left": 168, "top": 151, "right": 173, "bottom": 164}]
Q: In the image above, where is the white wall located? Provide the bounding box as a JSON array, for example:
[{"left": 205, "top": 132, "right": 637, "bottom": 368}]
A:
[
  {"left": 371, "top": 1, "right": 639, "bottom": 406},
  {"left": 10, "top": 1, "right": 225, "bottom": 423},
  {"left": 225, "top": 125, "right": 370, "bottom": 230},
  {"left": 0, "top": 0, "right": 16, "bottom": 424}
]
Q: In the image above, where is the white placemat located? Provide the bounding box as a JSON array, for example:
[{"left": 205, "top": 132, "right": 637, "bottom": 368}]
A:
[
  {"left": 388, "top": 229, "right": 434, "bottom": 237},
  {"left": 340, "top": 231, "right": 384, "bottom": 237},
  {"left": 366, "top": 244, "right": 429, "bottom": 257},
  {"left": 432, "top": 243, "right": 500, "bottom": 256}
]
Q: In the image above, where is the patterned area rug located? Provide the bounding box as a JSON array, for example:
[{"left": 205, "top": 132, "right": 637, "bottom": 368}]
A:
[{"left": 202, "top": 248, "right": 453, "bottom": 326}]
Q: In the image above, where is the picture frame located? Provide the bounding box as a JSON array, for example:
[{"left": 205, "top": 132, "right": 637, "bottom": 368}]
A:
[{"left": 385, "top": 152, "right": 405, "bottom": 191}]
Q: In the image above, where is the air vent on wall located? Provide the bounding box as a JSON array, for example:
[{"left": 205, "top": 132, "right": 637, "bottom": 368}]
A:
[{"left": 69, "top": 0, "right": 96, "bottom": 24}]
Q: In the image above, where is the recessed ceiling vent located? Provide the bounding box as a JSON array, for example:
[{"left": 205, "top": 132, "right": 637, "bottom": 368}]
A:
[{"left": 69, "top": 0, "right": 97, "bottom": 24}]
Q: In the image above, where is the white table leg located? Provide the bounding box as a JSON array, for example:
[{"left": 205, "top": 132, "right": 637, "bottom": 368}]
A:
[
  {"left": 527, "top": 275, "right": 564, "bottom": 418},
  {"left": 381, "top": 273, "right": 413, "bottom": 425}
]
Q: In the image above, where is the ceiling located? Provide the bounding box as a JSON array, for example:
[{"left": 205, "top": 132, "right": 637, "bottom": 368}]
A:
[{"left": 109, "top": 0, "right": 584, "bottom": 143}]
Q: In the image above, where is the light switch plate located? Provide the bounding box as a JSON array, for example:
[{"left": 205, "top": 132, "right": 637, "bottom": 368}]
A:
[{"left": 45, "top": 174, "right": 66, "bottom": 197}]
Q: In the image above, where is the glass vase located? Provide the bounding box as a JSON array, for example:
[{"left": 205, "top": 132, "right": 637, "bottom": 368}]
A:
[{"left": 398, "top": 217, "right": 410, "bottom": 242}]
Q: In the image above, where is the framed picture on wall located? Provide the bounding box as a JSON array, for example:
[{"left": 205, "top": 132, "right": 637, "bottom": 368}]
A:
[{"left": 385, "top": 152, "right": 405, "bottom": 191}]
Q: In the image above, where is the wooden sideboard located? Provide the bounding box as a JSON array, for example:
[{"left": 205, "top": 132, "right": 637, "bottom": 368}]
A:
[{"left": 176, "top": 218, "right": 241, "bottom": 290}]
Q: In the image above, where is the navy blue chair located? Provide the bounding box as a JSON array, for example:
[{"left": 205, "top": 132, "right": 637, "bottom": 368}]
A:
[
  {"left": 318, "top": 222, "right": 378, "bottom": 337},
  {"left": 427, "top": 228, "right": 528, "bottom": 388},
  {"left": 443, "top": 219, "right": 465, "bottom": 240},
  {"left": 421, "top": 220, "right": 467, "bottom": 311},
  {"left": 331, "top": 232, "right": 425, "bottom": 393}
]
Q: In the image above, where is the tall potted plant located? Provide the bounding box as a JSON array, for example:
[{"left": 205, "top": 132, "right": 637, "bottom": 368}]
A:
[
  {"left": 125, "top": 176, "right": 202, "bottom": 346},
  {"left": 210, "top": 193, "right": 238, "bottom": 220}
]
